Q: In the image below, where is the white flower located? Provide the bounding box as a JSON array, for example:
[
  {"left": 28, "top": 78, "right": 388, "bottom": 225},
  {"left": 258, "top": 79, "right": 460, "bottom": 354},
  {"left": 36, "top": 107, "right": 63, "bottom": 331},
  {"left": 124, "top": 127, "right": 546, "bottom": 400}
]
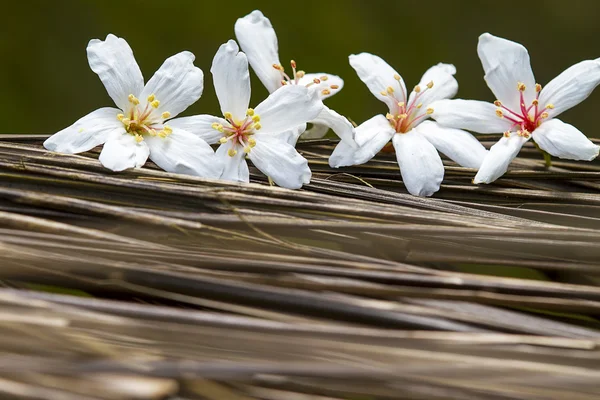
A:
[
  {"left": 190, "top": 40, "right": 321, "bottom": 189},
  {"left": 330, "top": 53, "right": 488, "bottom": 197},
  {"left": 234, "top": 10, "right": 356, "bottom": 148},
  {"left": 431, "top": 33, "right": 600, "bottom": 184},
  {"left": 44, "top": 34, "right": 222, "bottom": 178}
]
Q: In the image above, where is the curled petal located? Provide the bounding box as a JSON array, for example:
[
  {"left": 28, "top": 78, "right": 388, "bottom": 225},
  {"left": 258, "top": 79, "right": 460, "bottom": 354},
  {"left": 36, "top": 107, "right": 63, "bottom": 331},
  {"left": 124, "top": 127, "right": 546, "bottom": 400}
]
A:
[
  {"left": 473, "top": 134, "right": 529, "bottom": 184},
  {"left": 392, "top": 130, "right": 444, "bottom": 197},
  {"left": 140, "top": 51, "right": 204, "bottom": 119},
  {"left": 430, "top": 99, "right": 513, "bottom": 134},
  {"left": 255, "top": 85, "right": 322, "bottom": 134},
  {"left": 210, "top": 40, "right": 251, "bottom": 120},
  {"left": 532, "top": 119, "right": 599, "bottom": 161},
  {"left": 539, "top": 60, "right": 600, "bottom": 119},
  {"left": 349, "top": 53, "right": 406, "bottom": 113},
  {"left": 98, "top": 133, "right": 149, "bottom": 172},
  {"left": 416, "top": 121, "right": 487, "bottom": 169},
  {"left": 280, "top": 123, "right": 307, "bottom": 146},
  {"left": 145, "top": 127, "right": 222, "bottom": 178},
  {"left": 407, "top": 63, "right": 458, "bottom": 107},
  {"left": 87, "top": 34, "right": 144, "bottom": 111},
  {"left": 44, "top": 107, "right": 125, "bottom": 154},
  {"left": 168, "top": 115, "right": 228, "bottom": 145},
  {"left": 477, "top": 33, "right": 536, "bottom": 109},
  {"left": 235, "top": 10, "right": 282, "bottom": 93},
  {"left": 216, "top": 141, "right": 250, "bottom": 183},
  {"left": 329, "top": 114, "right": 394, "bottom": 168},
  {"left": 297, "top": 73, "right": 344, "bottom": 100},
  {"left": 299, "top": 123, "right": 329, "bottom": 140},
  {"left": 301, "top": 106, "right": 356, "bottom": 146},
  {"left": 249, "top": 135, "right": 311, "bottom": 189}
]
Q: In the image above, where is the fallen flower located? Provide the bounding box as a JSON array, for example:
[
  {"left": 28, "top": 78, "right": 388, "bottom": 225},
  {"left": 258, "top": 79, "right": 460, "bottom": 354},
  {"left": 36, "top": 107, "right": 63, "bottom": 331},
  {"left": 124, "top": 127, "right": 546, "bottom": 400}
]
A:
[
  {"left": 330, "top": 53, "right": 487, "bottom": 196},
  {"left": 234, "top": 10, "right": 356, "bottom": 147},
  {"left": 44, "top": 34, "right": 222, "bottom": 178},
  {"left": 431, "top": 33, "right": 600, "bottom": 184}
]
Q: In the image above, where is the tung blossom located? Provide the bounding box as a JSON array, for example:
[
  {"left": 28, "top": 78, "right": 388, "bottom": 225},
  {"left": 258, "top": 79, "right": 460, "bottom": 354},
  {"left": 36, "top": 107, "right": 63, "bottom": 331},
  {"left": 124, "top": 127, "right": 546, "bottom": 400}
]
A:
[
  {"left": 182, "top": 40, "right": 322, "bottom": 189},
  {"left": 234, "top": 10, "right": 357, "bottom": 149},
  {"left": 44, "top": 34, "right": 222, "bottom": 178},
  {"left": 330, "top": 53, "right": 488, "bottom": 197},
  {"left": 431, "top": 33, "right": 600, "bottom": 184}
]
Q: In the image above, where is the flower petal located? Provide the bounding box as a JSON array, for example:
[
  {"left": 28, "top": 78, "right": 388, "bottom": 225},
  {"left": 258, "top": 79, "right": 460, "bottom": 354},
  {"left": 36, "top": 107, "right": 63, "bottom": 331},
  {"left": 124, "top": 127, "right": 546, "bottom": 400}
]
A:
[
  {"left": 349, "top": 53, "right": 406, "bottom": 112},
  {"left": 430, "top": 99, "right": 513, "bottom": 133},
  {"left": 168, "top": 115, "right": 227, "bottom": 145},
  {"left": 87, "top": 34, "right": 144, "bottom": 111},
  {"left": 539, "top": 60, "right": 600, "bottom": 119},
  {"left": 281, "top": 123, "right": 307, "bottom": 146},
  {"left": 407, "top": 63, "right": 458, "bottom": 107},
  {"left": 140, "top": 51, "right": 204, "bottom": 119},
  {"left": 299, "top": 123, "right": 329, "bottom": 140},
  {"left": 44, "top": 107, "right": 125, "bottom": 154},
  {"left": 216, "top": 141, "right": 250, "bottom": 183},
  {"left": 416, "top": 121, "right": 487, "bottom": 168},
  {"left": 249, "top": 135, "right": 311, "bottom": 189},
  {"left": 210, "top": 40, "right": 251, "bottom": 120},
  {"left": 477, "top": 33, "right": 536, "bottom": 109},
  {"left": 300, "top": 106, "right": 356, "bottom": 146},
  {"left": 255, "top": 85, "right": 322, "bottom": 134},
  {"left": 473, "top": 133, "right": 529, "bottom": 184},
  {"left": 98, "top": 133, "right": 149, "bottom": 172},
  {"left": 297, "top": 73, "right": 344, "bottom": 100},
  {"left": 532, "top": 119, "right": 599, "bottom": 161},
  {"left": 329, "top": 114, "right": 394, "bottom": 168},
  {"left": 145, "top": 127, "right": 222, "bottom": 178},
  {"left": 392, "top": 130, "right": 444, "bottom": 197},
  {"left": 235, "top": 10, "right": 282, "bottom": 94}
]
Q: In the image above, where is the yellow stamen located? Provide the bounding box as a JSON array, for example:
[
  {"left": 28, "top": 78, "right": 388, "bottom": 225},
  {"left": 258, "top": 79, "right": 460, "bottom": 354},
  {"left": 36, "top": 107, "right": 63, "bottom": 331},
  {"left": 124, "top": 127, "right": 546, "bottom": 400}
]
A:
[
  {"left": 330, "top": 84, "right": 339, "bottom": 89},
  {"left": 426, "top": 81, "right": 434, "bottom": 89},
  {"left": 163, "top": 125, "right": 172, "bottom": 134},
  {"left": 321, "top": 89, "right": 331, "bottom": 96},
  {"left": 128, "top": 94, "right": 140, "bottom": 105},
  {"left": 246, "top": 108, "right": 255, "bottom": 116},
  {"left": 253, "top": 123, "right": 262, "bottom": 130},
  {"left": 416, "top": 103, "right": 423, "bottom": 109},
  {"left": 397, "top": 102, "right": 405, "bottom": 108},
  {"left": 134, "top": 134, "right": 143, "bottom": 143},
  {"left": 386, "top": 113, "right": 395, "bottom": 120},
  {"left": 517, "top": 82, "right": 526, "bottom": 92},
  {"left": 496, "top": 109, "right": 504, "bottom": 118},
  {"left": 162, "top": 111, "right": 171, "bottom": 119},
  {"left": 290, "top": 60, "right": 296, "bottom": 68},
  {"left": 320, "top": 75, "right": 329, "bottom": 81},
  {"left": 393, "top": 74, "right": 401, "bottom": 81},
  {"left": 386, "top": 86, "right": 394, "bottom": 94},
  {"left": 227, "top": 148, "right": 237, "bottom": 157},
  {"left": 117, "top": 114, "right": 125, "bottom": 121},
  {"left": 494, "top": 100, "right": 502, "bottom": 107},
  {"left": 503, "top": 131, "right": 511, "bottom": 138},
  {"left": 313, "top": 78, "right": 321, "bottom": 84},
  {"left": 296, "top": 71, "right": 305, "bottom": 79},
  {"left": 535, "top": 83, "right": 542, "bottom": 92},
  {"left": 541, "top": 112, "right": 549, "bottom": 119},
  {"left": 248, "top": 138, "right": 256, "bottom": 148},
  {"left": 532, "top": 99, "right": 539, "bottom": 106},
  {"left": 546, "top": 103, "right": 555, "bottom": 109},
  {"left": 414, "top": 85, "right": 421, "bottom": 93},
  {"left": 151, "top": 100, "right": 160, "bottom": 108},
  {"left": 252, "top": 115, "right": 261, "bottom": 122},
  {"left": 224, "top": 112, "right": 233, "bottom": 120},
  {"left": 426, "top": 107, "right": 434, "bottom": 115},
  {"left": 219, "top": 137, "right": 228, "bottom": 144},
  {"left": 380, "top": 91, "right": 388, "bottom": 96},
  {"left": 243, "top": 146, "right": 251, "bottom": 154},
  {"left": 147, "top": 94, "right": 156, "bottom": 103}
]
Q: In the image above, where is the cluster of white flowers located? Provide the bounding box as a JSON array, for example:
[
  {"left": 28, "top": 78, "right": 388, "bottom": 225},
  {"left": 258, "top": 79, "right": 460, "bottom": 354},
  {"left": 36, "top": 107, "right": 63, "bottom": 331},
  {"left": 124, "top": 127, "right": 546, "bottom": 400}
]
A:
[{"left": 45, "top": 11, "right": 600, "bottom": 196}]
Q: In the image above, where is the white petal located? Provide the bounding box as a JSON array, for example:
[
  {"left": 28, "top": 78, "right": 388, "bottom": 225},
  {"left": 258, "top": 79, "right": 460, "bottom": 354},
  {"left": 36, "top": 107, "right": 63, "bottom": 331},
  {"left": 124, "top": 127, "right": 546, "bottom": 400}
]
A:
[
  {"left": 416, "top": 120, "right": 488, "bottom": 168},
  {"left": 392, "top": 130, "right": 444, "bottom": 197},
  {"left": 140, "top": 51, "right": 204, "bottom": 119},
  {"left": 407, "top": 63, "right": 458, "bottom": 107},
  {"left": 87, "top": 34, "right": 144, "bottom": 111},
  {"left": 210, "top": 40, "right": 251, "bottom": 120},
  {"left": 473, "top": 134, "right": 529, "bottom": 184},
  {"left": 216, "top": 141, "right": 250, "bottom": 183},
  {"left": 299, "top": 123, "right": 329, "bottom": 140},
  {"left": 44, "top": 107, "right": 125, "bottom": 154},
  {"left": 281, "top": 123, "right": 307, "bottom": 146},
  {"left": 430, "top": 99, "right": 513, "bottom": 133},
  {"left": 532, "top": 119, "right": 599, "bottom": 161},
  {"left": 235, "top": 10, "right": 282, "bottom": 94},
  {"left": 168, "top": 115, "right": 227, "bottom": 145},
  {"left": 477, "top": 33, "right": 536, "bottom": 110},
  {"left": 249, "top": 135, "right": 311, "bottom": 189},
  {"left": 539, "top": 60, "right": 600, "bottom": 118},
  {"left": 297, "top": 73, "right": 344, "bottom": 100},
  {"left": 349, "top": 53, "right": 406, "bottom": 112},
  {"left": 329, "top": 114, "right": 394, "bottom": 168},
  {"left": 255, "top": 85, "right": 323, "bottom": 134},
  {"left": 145, "top": 127, "right": 222, "bottom": 178},
  {"left": 99, "top": 133, "right": 149, "bottom": 172},
  {"left": 301, "top": 106, "right": 356, "bottom": 146}
]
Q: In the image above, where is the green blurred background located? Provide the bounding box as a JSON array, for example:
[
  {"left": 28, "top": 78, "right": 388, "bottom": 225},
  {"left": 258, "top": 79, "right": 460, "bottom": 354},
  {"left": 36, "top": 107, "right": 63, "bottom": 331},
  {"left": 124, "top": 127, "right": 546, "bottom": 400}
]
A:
[{"left": 3, "top": 0, "right": 600, "bottom": 135}]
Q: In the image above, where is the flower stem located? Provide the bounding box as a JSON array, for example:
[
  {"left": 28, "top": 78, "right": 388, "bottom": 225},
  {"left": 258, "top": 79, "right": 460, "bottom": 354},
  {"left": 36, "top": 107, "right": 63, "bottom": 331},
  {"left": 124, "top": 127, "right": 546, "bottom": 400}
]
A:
[{"left": 532, "top": 140, "right": 552, "bottom": 168}]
